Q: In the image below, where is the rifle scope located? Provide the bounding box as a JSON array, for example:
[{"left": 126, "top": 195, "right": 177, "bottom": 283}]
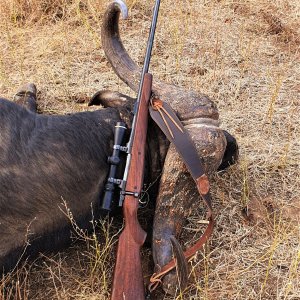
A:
[{"left": 101, "top": 122, "right": 127, "bottom": 212}]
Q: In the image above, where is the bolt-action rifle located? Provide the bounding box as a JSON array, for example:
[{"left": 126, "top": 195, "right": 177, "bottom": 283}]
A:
[{"left": 101, "top": 1, "right": 161, "bottom": 299}]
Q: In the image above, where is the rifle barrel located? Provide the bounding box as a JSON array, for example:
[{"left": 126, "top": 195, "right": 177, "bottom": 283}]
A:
[
  {"left": 138, "top": 0, "right": 161, "bottom": 84},
  {"left": 125, "top": 0, "right": 161, "bottom": 157}
]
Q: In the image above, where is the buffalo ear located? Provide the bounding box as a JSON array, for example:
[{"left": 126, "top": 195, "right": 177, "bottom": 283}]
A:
[
  {"left": 14, "top": 83, "right": 37, "bottom": 112},
  {"left": 88, "top": 90, "right": 135, "bottom": 110}
]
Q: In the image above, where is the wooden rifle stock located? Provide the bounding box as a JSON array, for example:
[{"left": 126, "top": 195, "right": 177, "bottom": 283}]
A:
[{"left": 111, "top": 73, "right": 152, "bottom": 300}]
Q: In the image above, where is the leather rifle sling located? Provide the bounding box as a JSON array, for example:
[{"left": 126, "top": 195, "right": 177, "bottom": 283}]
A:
[{"left": 148, "top": 98, "right": 215, "bottom": 292}]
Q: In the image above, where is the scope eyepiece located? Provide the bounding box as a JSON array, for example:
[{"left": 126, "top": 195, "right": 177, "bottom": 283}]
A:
[{"left": 101, "top": 183, "right": 115, "bottom": 211}]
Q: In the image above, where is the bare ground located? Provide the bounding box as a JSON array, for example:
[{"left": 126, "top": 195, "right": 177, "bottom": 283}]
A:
[{"left": 0, "top": 0, "right": 299, "bottom": 299}]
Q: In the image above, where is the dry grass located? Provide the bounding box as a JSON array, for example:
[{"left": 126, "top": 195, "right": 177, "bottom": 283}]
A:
[{"left": 0, "top": 0, "right": 299, "bottom": 299}]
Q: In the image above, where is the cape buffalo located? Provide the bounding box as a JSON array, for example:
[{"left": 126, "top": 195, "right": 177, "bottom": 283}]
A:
[{"left": 0, "top": 84, "right": 140, "bottom": 273}]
